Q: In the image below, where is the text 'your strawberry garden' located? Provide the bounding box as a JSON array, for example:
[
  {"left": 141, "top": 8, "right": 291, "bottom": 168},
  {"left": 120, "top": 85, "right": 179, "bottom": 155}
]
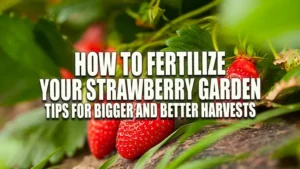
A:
[{"left": 39, "top": 51, "right": 261, "bottom": 119}]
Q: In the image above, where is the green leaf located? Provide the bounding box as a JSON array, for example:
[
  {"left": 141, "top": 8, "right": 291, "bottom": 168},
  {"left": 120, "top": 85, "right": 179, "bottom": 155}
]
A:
[
  {"left": 259, "top": 67, "right": 286, "bottom": 94},
  {"left": 155, "top": 145, "right": 178, "bottom": 169},
  {"left": 162, "top": 25, "right": 214, "bottom": 102},
  {"left": 177, "top": 154, "right": 248, "bottom": 169},
  {"left": 32, "top": 148, "right": 62, "bottom": 169},
  {"left": 0, "top": 0, "right": 21, "bottom": 11},
  {"left": 48, "top": 0, "right": 103, "bottom": 24},
  {"left": 134, "top": 120, "right": 216, "bottom": 169},
  {"left": 161, "top": 0, "right": 183, "bottom": 11},
  {"left": 98, "top": 154, "right": 120, "bottom": 169},
  {"left": 220, "top": 0, "right": 300, "bottom": 48},
  {"left": 163, "top": 25, "right": 214, "bottom": 52},
  {"left": 272, "top": 135, "right": 300, "bottom": 159},
  {"left": 0, "top": 107, "right": 87, "bottom": 168},
  {"left": 0, "top": 14, "right": 59, "bottom": 105},
  {"left": 34, "top": 18, "right": 74, "bottom": 72},
  {"left": 113, "top": 11, "right": 146, "bottom": 43},
  {"left": 133, "top": 125, "right": 186, "bottom": 169},
  {"left": 265, "top": 65, "right": 300, "bottom": 101},
  {"left": 166, "top": 102, "right": 300, "bottom": 168},
  {"left": 48, "top": 0, "right": 137, "bottom": 26},
  {"left": 154, "top": 120, "right": 218, "bottom": 169}
]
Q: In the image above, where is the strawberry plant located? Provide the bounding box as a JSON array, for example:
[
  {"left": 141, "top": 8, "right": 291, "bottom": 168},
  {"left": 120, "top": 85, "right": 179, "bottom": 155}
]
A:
[{"left": 0, "top": 0, "right": 300, "bottom": 169}]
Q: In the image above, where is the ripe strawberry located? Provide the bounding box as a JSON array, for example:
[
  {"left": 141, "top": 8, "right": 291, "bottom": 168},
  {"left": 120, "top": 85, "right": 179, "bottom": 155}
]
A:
[
  {"left": 74, "top": 41, "right": 103, "bottom": 53},
  {"left": 88, "top": 119, "right": 120, "bottom": 159},
  {"left": 88, "top": 101, "right": 120, "bottom": 159},
  {"left": 116, "top": 101, "right": 175, "bottom": 160},
  {"left": 226, "top": 57, "right": 259, "bottom": 79},
  {"left": 59, "top": 67, "right": 74, "bottom": 79},
  {"left": 217, "top": 56, "right": 259, "bottom": 121}
]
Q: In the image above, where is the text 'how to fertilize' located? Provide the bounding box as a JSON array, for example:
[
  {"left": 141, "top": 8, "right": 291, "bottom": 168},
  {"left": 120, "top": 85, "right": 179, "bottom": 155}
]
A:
[{"left": 39, "top": 51, "right": 261, "bottom": 120}]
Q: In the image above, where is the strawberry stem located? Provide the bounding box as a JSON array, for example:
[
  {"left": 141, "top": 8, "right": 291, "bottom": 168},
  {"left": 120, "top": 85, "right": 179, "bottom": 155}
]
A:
[
  {"left": 212, "top": 23, "right": 219, "bottom": 51},
  {"left": 138, "top": 39, "right": 167, "bottom": 78},
  {"left": 242, "top": 36, "right": 248, "bottom": 51},
  {"left": 125, "top": 8, "right": 140, "bottom": 20},
  {"left": 150, "top": 0, "right": 221, "bottom": 41},
  {"left": 82, "top": 82, "right": 88, "bottom": 104},
  {"left": 137, "top": 39, "right": 167, "bottom": 53},
  {"left": 155, "top": 0, "right": 161, "bottom": 7},
  {"left": 267, "top": 40, "right": 280, "bottom": 59}
]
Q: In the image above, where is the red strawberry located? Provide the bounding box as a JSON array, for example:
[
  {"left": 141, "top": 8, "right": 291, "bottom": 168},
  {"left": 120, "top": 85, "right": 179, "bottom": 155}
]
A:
[
  {"left": 116, "top": 101, "right": 175, "bottom": 160},
  {"left": 226, "top": 57, "right": 259, "bottom": 79},
  {"left": 88, "top": 101, "right": 120, "bottom": 159},
  {"left": 74, "top": 23, "right": 105, "bottom": 52},
  {"left": 217, "top": 56, "right": 259, "bottom": 121},
  {"left": 74, "top": 41, "right": 103, "bottom": 53},
  {"left": 59, "top": 67, "right": 74, "bottom": 79},
  {"left": 88, "top": 119, "right": 120, "bottom": 159}
]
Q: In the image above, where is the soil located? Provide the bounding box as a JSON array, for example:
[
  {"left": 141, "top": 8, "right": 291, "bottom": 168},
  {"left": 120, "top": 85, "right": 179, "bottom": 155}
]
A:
[{"left": 71, "top": 121, "right": 299, "bottom": 169}]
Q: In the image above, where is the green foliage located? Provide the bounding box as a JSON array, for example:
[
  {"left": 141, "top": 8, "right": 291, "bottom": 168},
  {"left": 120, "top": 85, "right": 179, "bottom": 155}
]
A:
[
  {"left": 220, "top": 0, "right": 300, "bottom": 48},
  {"left": 266, "top": 65, "right": 300, "bottom": 101},
  {"left": 98, "top": 154, "right": 120, "bottom": 169},
  {"left": 162, "top": 25, "right": 214, "bottom": 102},
  {"left": 48, "top": 0, "right": 140, "bottom": 27},
  {"left": 272, "top": 135, "right": 300, "bottom": 160},
  {"left": 34, "top": 18, "right": 74, "bottom": 72},
  {"left": 161, "top": 0, "right": 182, "bottom": 11},
  {"left": 112, "top": 11, "right": 147, "bottom": 43},
  {"left": 0, "top": 15, "right": 74, "bottom": 105},
  {"left": 155, "top": 145, "right": 178, "bottom": 169},
  {"left": 8, "top": 0, "right": 47, "bottom": 18},
  {"left": 0, "top": 14, "right": 61, "bottom": 105},
  {"left": 177, "top": 154, "right": 247, "bottom": 169},
  {"left": 133, "top": 120, "right": 216, "bottom": 169},
  {"left": 48, "top": 0, "right": 103, "bottom": 25},
  {"left": 32, "top": 148, "right": 62, "bottom": 169},
  {"left": 0, "top": 0, "right": 20, "bottom": 12},
  {"left": 0, "top": 107, "right": 87, "bottom": 169},
  {"left": 260, "top": 67, "right": 286, "bottom": 94},
  {"left": 163, "top": 25, "right": 213, "bottom": 52}
]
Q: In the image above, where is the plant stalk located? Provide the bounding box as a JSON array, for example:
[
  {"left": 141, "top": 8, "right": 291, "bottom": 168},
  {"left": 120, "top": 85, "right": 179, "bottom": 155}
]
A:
[{"left": 150, "top": 0, "right": 221, "bottom": 41}]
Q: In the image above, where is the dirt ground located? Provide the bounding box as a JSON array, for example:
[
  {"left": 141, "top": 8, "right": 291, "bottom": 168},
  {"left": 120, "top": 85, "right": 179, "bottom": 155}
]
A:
[{"left": 72, "top": 121, "right": 299, "bottom": 169}]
